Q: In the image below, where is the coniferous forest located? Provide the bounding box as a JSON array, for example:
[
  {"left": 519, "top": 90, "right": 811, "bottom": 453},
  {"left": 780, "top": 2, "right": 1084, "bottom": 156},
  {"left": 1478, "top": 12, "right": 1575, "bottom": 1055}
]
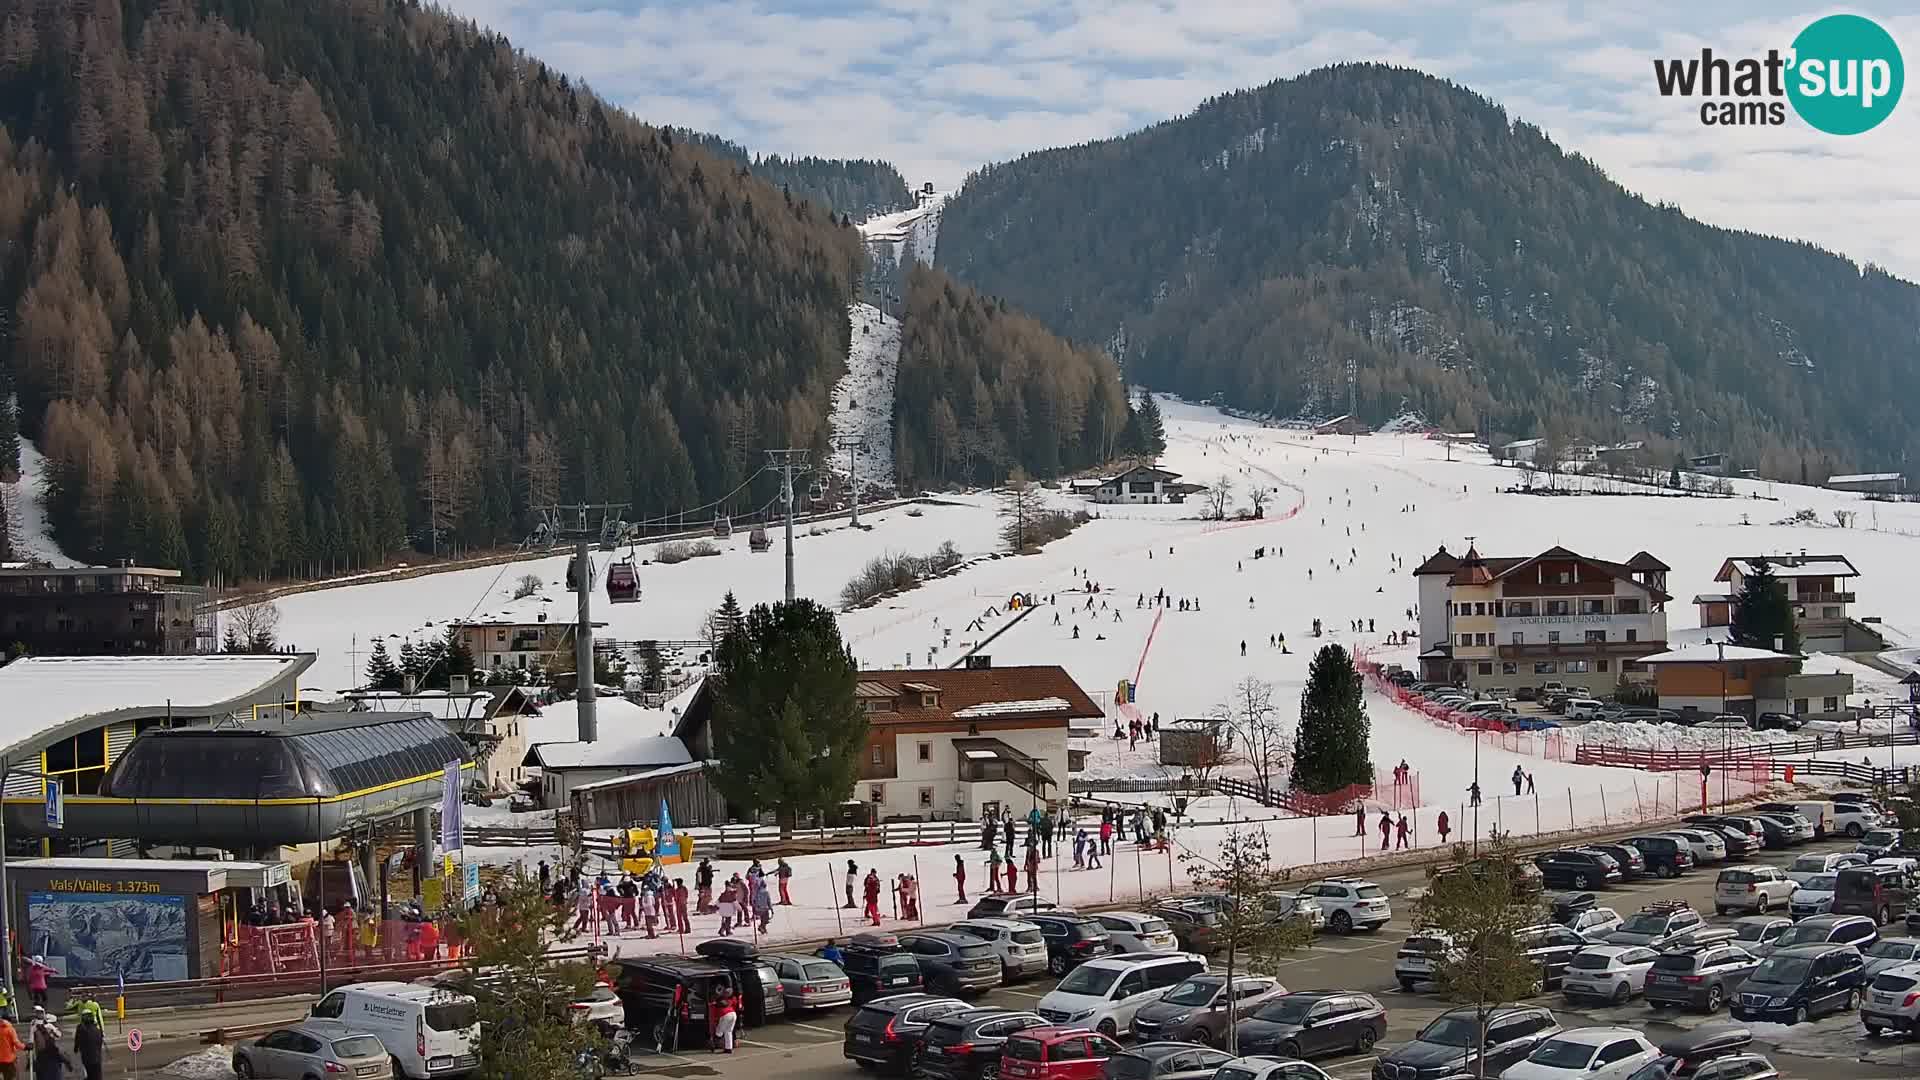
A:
[
  {"left": 891, "top": 264, "right": 1129, "bottom": 491},
  {"left": 666, "top": 129, "right": 913, "bottom": 221},
  {"left": 937, "top": 64, "right": 1920, "bottom": 477},
  {"left": 0, "top": 0, "right": 865, "bottom": 578}
]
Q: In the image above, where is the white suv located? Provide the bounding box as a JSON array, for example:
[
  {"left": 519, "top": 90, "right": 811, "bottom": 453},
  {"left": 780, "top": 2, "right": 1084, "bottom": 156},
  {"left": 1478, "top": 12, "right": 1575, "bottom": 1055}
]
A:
[
  {"left": 1092, "top": 912, "right": 1179, "bottom": 953},
  {"left": 1862, "top": 961, "right": 1920, "bottom": 1037},
  {"left": 1300, "top": 878, "right": 1392, "bottom": 933},
  {"left": 949, "top": 918, "right": 1051, "bottom": 980},
  {"left": 1035, "top": 952, "right": 1208, "bottom": 1039},
  {"left": 1714, "top": 865, "right": 1792, "bottom": 915}
]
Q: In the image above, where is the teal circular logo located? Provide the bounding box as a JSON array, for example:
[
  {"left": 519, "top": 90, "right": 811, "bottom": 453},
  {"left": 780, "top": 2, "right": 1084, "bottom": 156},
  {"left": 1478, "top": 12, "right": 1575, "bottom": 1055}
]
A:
[{"left": 1787, "top": 14, "right": 1904, "bottom": 135}]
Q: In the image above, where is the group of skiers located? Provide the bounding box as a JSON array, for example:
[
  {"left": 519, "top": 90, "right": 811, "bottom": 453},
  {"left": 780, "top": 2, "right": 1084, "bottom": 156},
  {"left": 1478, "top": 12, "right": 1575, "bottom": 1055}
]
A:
[{"left": 0, "top": 1000, "right": 105, "bottom": 1080}]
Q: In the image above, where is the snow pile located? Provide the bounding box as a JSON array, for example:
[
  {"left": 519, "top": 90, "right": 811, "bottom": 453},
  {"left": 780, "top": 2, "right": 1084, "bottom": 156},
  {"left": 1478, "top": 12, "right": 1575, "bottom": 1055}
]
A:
[
  {"left": 1, "top": 434, "right": 80, "bottom": 566},
  {"left": 160, "top": 1047, "right": 235, "bottom": 1080},
  {"left": 952, "top": 697, "right": 1071, "bottom": 718},
  {"left": 827, "top": 303, "right": 901, "bottom": 495},
  {"left": 1375, "top": 412, "right": 1430, "bottom": 434},
  {"left": 1573, "top": 721, "right": 1784, "bottom": 751}
]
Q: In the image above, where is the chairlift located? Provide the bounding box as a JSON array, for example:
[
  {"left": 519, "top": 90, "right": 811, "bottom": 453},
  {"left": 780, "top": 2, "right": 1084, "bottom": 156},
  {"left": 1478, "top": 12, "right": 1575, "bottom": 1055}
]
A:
[
  {"left": 712, "top": 513, "right": 733, "bottom": 539},
  {"left": 748, "top": 523, "right": 770, "bottom": 553},
  {"left": 606, "top": 558, "right": 641, "bottom": 605}
]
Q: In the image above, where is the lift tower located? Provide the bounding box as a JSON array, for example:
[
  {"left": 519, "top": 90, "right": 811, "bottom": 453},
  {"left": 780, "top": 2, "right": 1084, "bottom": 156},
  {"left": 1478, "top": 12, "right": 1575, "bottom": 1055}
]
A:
[{"left": 533, "top": 499, "right": 630, "bottom": 743}]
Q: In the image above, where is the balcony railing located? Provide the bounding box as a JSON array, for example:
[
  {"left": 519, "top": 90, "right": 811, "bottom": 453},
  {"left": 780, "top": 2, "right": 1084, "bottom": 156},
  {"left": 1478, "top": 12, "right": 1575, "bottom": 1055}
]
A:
[
  {"left": 1497, "top": 640, "right": 1666, "bottom": 659},
  {"left": 1792, "top": 591, "right": 1855, "bottom": 605}
]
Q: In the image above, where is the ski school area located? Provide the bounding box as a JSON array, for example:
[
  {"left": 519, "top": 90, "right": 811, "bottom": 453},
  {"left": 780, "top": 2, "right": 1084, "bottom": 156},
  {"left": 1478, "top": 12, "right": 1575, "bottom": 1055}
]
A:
[{"left": 278, "top": 396, "right": 1920, "bottom": 959}]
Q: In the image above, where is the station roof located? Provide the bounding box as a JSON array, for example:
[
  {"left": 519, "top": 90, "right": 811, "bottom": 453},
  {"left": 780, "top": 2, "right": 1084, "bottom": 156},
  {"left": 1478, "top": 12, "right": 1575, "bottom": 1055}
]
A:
[
  {"left": 0, "top": 653, "right": 315, "bottom": 760},
  {"left": 103, "top": 711, "right": 470, "bottom": 800}
]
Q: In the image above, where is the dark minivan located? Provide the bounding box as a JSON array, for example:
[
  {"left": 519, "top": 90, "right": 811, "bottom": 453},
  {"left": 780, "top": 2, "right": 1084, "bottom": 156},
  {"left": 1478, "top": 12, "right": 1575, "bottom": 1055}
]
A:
[
  {"left": 1623, "top": 835, "right": 1696, "bottom": 878},
  {"left": 1370, "top": 1005, "right": 1559, "bottom": 1080},
  {"left": 1730, "top": 944, "right": 1866, "bottom": 1024},
  {"left": 1833, "top": 865, "right": 1914, "bottom": 926}
]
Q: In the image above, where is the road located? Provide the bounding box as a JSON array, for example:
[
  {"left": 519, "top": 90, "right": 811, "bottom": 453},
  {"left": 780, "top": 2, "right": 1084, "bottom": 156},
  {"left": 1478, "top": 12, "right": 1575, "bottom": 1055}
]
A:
[
  {"left": 600, "top": 834, "right": 1918, "bottom": 1080},
  {"left": 120, "top": 829, "right": 1919, "bottom": 1079}
]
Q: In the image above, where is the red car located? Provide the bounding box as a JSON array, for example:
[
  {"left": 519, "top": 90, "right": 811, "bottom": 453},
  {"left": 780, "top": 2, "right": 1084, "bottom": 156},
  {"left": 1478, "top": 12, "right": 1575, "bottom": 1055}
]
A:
[{"left": 1000, "top": 1027, "right": 1123, "bottom": 1080}]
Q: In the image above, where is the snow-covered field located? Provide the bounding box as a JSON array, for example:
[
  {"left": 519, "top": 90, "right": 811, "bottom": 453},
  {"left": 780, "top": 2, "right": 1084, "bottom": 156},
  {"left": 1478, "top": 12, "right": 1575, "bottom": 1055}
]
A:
[
  {"left": 827, "top": 302, "right": 901, "bottom": 493},
  {"left": 266, "top": 394, "right": 1920, "bottom": 956},
  {"left": 2, "top": 430, "right": 79, "bottom": 566}
]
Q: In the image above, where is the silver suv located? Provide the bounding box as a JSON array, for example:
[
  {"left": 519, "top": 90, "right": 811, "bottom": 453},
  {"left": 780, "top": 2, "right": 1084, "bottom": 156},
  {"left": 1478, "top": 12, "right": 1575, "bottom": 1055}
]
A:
[{"left": 1862, "top": 960, "right": 1920, "bottom": 1037}]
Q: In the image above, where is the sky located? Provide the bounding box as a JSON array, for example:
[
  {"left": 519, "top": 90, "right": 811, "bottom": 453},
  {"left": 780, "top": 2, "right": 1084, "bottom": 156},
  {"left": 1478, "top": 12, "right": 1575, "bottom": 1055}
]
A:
[{"left": 438, "top": 1, "right": 1920, "bottom": 280}]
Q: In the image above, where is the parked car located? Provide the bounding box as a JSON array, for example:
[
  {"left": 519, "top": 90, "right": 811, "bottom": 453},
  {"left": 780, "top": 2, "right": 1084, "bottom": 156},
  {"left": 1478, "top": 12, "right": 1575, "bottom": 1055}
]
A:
[
  {"left": 1621, "top": 836, "right": 1697, "bottom": 878},
  {"left": 1370, "top": 1005, "right": 1560, "bottom": 1080},
  {"left": 1128, "top": 974, "right": 1287, "bottom": 1046},
  {"left": 1755, "top": 913, "right": 1877, "bottom": 956},
  {"left": 1787, "top": 874, "right": 1838, "bottom": 920},
  {"left": 232, "top": 1022, "right": 392, "bottom": 1080},
  {"left": 1694, "top": 715, "right": 1750, "bottom": 731},
  {"left": 693, "top": 938, "right": 788, "bottom": 1024},
  {"left": 1215, "top": 1057, "right": 1335, "bottom": 1080},
  {"left": 1451, "top": 856, "right": 1547, "bottom": 895},
  {"left": 1264, "top": 892, "right": 1326, "bottom": 931},
  {"left": 1827, "top": 801, "right": 1884, "bottom": 839},
  {"left": 1566, "top": 698, "right": 1608, "bottom": 721},
  {"left": 1102, "top": 1043, "right": 1235, "bottom": 1080},
  {"left": 1035, "top": 953, "right": 1208, "bottom": 1038},
  {"left": 968, "top": 894, "right": 1064, "bottom": 921},
  {"left": 1000, "top": 1027, "right": 1123, "bottom": 1080},
  {"left": 1560, "top": 946, "right": 1662, "bottom": 1004},
  {"left": 1570, "top": 907, "right": 1625, "bottom": 942},
  {"left": 1858, "top": 828, "right": 1908, "bottom": 859},
  {"left": 951, "top": 919, "right": 1052, "bottom": 981},
  {"left": 1500, "top": 1027, "right": 1659, "bottom": 1080},
  {"left": 1784, "top": 852, "right": 1867, "bottom": 885},
  {"left": 843, "top": 994, "right": 973, "bottom": 1074},
  {"left": 1029, "top": 915, "right": 1115, "bottom": 977},
  {"left": 1628, "top": 1027, "right": 1769, "bottom": 1080},
  {"left": 836, "top": 932, "right": 926, "bottom": 1003},
  {"left": 1643, "top": 942, "right": 1760, "bottom": 1013},
  {"left": 764, "top": 952, "right": 854, "bottom": 1010},
  {"left": 918, "top": 1008, "right": 1048, "bottom": 1080},
  {"left": 1860, "top": 937, "right": 1920, "bottom": 978},
  {"left": 1749, "top": 815, "right": 1810, "bottom": 849},
  {"left": 1150, "top": 904, "right": 1220, "bottom": 955},
  {"left": 1688, "top": 816, "right": 1766, "bottom": 851},
  {"left": 1754, "top": 712, "right": 1804, "bottom": 731},
  {"left": 900, "top": 932, "right": 1005, "bottom": 996},
  {"left": 1394, "top": 930, "right": 1459, "bottom": 991},
  {"left": 1606, "top": 902, "right": 1706, "bottom": 949},
  {"left": 1232, "top": 991, "right": 1388, "bottom": 1061},
  {"left": 1714, "top": 865, "right": 1792, "bottom": 915},
  {"left": 1514, "top": 923, "right": 1590, "bottom": 989},
  {"left": 1727, "top": 917, "right": 1793, "bottom": 953},
  {"left": 1092, "top": 912, "right": 1180, "bottom": 954},
  {"left": 1536, "top": 850, "right": 1622, "bottom": 891},
  {"left": 1297, "top": 879, "right": 1391, "bottom": 933},
  {"left": 1664, "top": 830, "right": 1728, "bottom": 864},
  {"left": 1834, "top": 864, "right": 1915, "bottom": 925},
  {"left": 1861, "top": 960, "right": 1920, "bottom": 1036},
  {"left": 1585, "top": 843, "right": 1649, "bottom": 881},
  {"left": 1730, "top": 943, "right": 1867, "bottom": 1024}
]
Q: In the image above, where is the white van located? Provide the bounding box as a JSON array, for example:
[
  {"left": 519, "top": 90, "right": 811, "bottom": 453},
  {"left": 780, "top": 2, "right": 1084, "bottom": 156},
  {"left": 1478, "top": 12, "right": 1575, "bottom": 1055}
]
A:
[
  {"left": 1788, "top": 801, "right": 1836, "bottom": 839},
  {"left": 1035, "top": 952, "right": 1207, "bottom": 1038},
  {"left": 309, "top": 982, "right": 480, "bottom": 1079}
]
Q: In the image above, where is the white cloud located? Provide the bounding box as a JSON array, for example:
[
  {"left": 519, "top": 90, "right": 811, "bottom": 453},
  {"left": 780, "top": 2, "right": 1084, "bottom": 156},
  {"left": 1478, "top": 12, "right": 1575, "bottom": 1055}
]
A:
[{"left": 436, "top": 0, "right": 1920, "bottom": 279}]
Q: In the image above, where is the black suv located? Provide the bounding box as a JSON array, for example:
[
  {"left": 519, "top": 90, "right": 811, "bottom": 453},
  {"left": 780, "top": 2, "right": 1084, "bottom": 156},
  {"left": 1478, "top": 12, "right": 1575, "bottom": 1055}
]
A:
[
  {"left": 1371, "top": 1005, "right": 1559, "bottom": 1080},
  {"left": 1731, "top": 944, "right": 1867, "bottom": 1024},
  {"left": 1761, "top": 913, "right": 1878, "bottom": 954},
  {"left": 1026, "top": 914, "right": 1113, "bottom": 977},
  {"left": 1585, "top": 842, "right": 1649, "bottom": 880},
  {"left": 898, "top": 932, "right": 1002, "bottom": 995},
  {"left": 1643, "top": 942, "right": 1760, "bottom": 1012},
  {"left": 918, "top": 1008, "right": 1047, "bottom": 1080},
  {"left": 835, "top": 932, "right": 926, "bottom": 1004},
  {"left": 692, "top": 938, "right": 787, "bottom": 1024},
  {"left": 843, "top": 994, "right": 973, "bottom": 1073},
  {"left": 1535, "top": 849, "right": 1621, "bottom": 890},
  {"left": 1622, "top": 836, "right": 1696, "bottom": 878}
]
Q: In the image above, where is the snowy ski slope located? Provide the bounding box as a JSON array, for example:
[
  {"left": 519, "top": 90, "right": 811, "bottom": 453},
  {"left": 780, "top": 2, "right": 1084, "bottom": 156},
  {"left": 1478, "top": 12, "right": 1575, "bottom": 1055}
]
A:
[{"left": 826, "top": 302, "right": 901, "bottom": 494}]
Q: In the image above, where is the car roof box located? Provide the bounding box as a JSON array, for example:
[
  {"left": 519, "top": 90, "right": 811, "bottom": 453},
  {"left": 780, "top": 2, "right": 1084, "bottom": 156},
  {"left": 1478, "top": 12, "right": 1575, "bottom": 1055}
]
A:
[
  {"left": 848, "top": 931, "right": 901, "bottom": 951},
  {"left": 695, "top": 938, "right": 760, "bottom": 962},
  {"left": 1658, "top": 1023, "right": 1752, "bottom": 1061}
]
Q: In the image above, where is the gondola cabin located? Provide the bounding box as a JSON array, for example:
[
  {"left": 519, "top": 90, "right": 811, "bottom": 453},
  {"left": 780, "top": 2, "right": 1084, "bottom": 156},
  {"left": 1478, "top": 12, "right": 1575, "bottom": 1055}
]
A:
[
  {"left": 712, "top": 513, "right": 732, "bottom": 539},
  {"left": 606, "top": 559, "right": 640, "bottom": 604},
  {"left": 748, "top": 525, "right": 770, "bottom": 553},
  {"left": 566, "top": 556, "right": 595, "bottom": 592}
]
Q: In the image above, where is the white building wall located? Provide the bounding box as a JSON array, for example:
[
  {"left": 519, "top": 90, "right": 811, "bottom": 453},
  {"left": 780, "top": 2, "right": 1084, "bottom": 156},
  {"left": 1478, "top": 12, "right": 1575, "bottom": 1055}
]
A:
[
  {"left": 860, "top": 726, "right": 1072, "bottom": 820},
  {"left": 1417, "top": 575, "right": 1451, "bottom": 651}
]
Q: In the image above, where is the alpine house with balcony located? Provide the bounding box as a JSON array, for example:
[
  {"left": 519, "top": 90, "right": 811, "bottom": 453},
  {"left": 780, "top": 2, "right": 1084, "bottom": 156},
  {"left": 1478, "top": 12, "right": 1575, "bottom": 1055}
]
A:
[
  {"left": 1696, "top": 552, "right": 1884, "bottom": 653},
  {"left": 1413, "top": 545, "right": 1671, "bottom": 693}
]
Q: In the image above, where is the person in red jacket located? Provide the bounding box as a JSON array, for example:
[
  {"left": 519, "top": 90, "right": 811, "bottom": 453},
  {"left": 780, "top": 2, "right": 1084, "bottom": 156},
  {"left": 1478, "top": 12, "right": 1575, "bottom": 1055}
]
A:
[
  {"left": 862, "top": 869, "right": 883, "bottom": 926},
  {"left": 775, "top": 859, "right": 794, "bottom": 905},
  {"left": 709, "top": 980, "right": 739, "bottom": 1053},
  {"left": 953, "top": 854, "right": 967, "bottom": 903}
]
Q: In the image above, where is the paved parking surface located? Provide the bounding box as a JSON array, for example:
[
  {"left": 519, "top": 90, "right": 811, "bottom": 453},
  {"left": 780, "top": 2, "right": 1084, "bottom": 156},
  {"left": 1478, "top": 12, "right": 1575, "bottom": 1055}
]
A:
[{"left": 619, "top": 833, "right": 1920, "bottom": 1080}]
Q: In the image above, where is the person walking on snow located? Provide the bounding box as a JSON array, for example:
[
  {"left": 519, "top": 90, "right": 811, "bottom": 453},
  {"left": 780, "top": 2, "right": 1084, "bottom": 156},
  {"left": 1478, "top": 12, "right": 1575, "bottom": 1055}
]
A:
[
  {"left": 1395, "top": 814, "right": 1411, "bottom": 850},
  {"left": 1437, "top": 811, "right": 1451, "bottom": 845},
  {"left": 1526, "top": 771, "right": 1536, "bottom": 795},
  {"left": 953, "top": 854, "right": 968, "bottom": 903},
  {"left": 776, "top": 858, "right": 794, "bottom": 905},
  {"left": 1511, "top": 765, "right": 1525, "bottom": 797},
  {"left": 675, "top": 879, "right": 692, "bottom": 934},
  {"left": 844, "top": 860, "right": 859, "bottom": 909},
  {"left": 863, "top": 869, "right": 883, "bottom": 925},
  {"left": 696, "top": 859, "right": 715, "bottom": 914},
  {"left": 1100, "top": 818, "right": 1114, "bottom": 855},
  {"left": 1378, "top": 810, "right": 1393, "bottom": 851},
  {"left": 1354, "top": 805, "right": 1367, "bottom": 836},
  {"left": 1468, "top": 782, "right": 1483, "bottom": 808},
  {"left": 988, "top": 848, "right": 1003, "bottom": 892}
]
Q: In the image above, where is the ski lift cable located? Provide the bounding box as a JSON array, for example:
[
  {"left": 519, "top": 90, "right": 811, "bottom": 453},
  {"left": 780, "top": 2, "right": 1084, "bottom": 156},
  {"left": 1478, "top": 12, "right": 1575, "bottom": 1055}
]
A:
[{"left": 623, "top": 465, "right": 775, "bottom": 528}]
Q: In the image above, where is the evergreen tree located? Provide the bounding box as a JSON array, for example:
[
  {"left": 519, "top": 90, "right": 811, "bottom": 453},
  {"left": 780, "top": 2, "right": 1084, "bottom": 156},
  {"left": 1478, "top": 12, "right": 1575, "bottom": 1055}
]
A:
[
  {"left": 715, "top": 591, "right": 745, "bottom": 643},
  {"left": 398, "top": 640, "right": 427, "bottom": 687},
  {"left": 635, "top": 639, "right": 665, "bottom": 692},
  {"left": 1290, "top": 644, "right": 1373, "bottom": 793},
  {"left": 1670, "top": 463, "right": 1683, "bottom": 488},
  {"left": 1135, "top": 392, "right": 1166, "bottom": 456},
  {"left": 365, "top": 639, "right": 403, "bottom": 690},
  {"left": 442, "top": 626, "right": 476, "bottom": 682},
  {"left": 708, "top": 598, "right": 867, "bottom": 831},
  {"left": 1730, "top": 558, "right": 1801, "bottom": 656},
  {"left": 1120, "top": 395, "right": 1145, "bottom": 454},
  {"left": 222, "top": 625, "right": 244, "bottom": 653},
  {"left": 0, "top": 373, "right": 19, "bottom": 483}
]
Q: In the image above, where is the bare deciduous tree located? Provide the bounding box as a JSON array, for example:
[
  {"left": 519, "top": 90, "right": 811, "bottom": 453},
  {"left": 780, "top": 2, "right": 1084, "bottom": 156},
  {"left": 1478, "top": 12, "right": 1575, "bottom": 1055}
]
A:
[
  {"left": 1205, "top": 474, "right": 1234, "bottom": 520},
  {"left": 524, "top": 429, "right": 563, "bottom": 512},
  {"left": 512, "top": 573, "right": 543, "bottom": 600},
  {"left": 1214, "top": 676, "right": 1290, "bottom": 795},
  {"left": 998, "top": 466, "right": 1045, "bottom": 551},
  {"left": 227, "top": 599, "right": 282, "bottom": 652},
  {"left": 1248, "top": 485, "right": 1270, "bottom": 518}
]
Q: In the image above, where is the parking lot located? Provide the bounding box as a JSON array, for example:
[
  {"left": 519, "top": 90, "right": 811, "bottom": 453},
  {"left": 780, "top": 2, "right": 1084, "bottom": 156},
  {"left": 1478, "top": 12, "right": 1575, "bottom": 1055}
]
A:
[{"left": 618, "top": 828, "right": 1920, "bottom": 1080}]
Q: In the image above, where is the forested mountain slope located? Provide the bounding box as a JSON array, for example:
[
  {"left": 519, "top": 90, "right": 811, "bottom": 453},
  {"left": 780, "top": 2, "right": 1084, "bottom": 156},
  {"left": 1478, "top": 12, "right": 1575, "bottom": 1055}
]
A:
[
  {"left": 0, "top": 0, "right": 864, "bottom": 580},
  {"left": 669, "top": 129, "right": 913, "bottom": 221},
  {"left": 937, "top": 64, "right": 1920, "bottom": 475}
]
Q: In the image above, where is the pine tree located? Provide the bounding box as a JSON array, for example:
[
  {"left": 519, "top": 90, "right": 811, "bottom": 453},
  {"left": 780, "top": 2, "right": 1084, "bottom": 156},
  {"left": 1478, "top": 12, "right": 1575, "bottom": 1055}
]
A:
[
  {"left": 1290, "top": 644, "right": 1373, "bottom": 793},
  {"left": 1135, "top": 392, "right": 1166, "bottom": 456},
  {"left": 365, "top": 639, "right": 402, "bottom": 690},
  {"left": 222, "top": 625, "right": 244, "bottom": 653},
  {"left": 715, "top": 591, "right": 744, "bottom": 643},
  {"left": 708, "top": 598, "right": 867, "bottom": 832},
  {"left": 635, "top": 639, "right": 665, "bottom": 692},
  {"left": 442, "top": 626, "right": 476, "bottom": 681},
  {"left": 1730, "top": 557, "right": 1801, "bottom": 656},
  {"left": 398, "top": 639, "right": 426, "bottom": 687},
  {"left": 0, "top": 372, "right": 20, "bottom": 483}
]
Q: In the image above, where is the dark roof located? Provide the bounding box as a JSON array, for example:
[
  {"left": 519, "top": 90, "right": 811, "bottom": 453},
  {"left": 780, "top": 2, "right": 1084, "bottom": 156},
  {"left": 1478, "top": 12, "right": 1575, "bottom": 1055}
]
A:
[
  {"left": 853, "top": 666, "right": 1102, "bottom": 727},
  {"left": 1449, "top": 546, "right": 1495, "bottom": 586},
  {"left": 103, "top": 712, "right": 469, "bottom": 800},
  {"left": 1626, "top": 551, "right": 1671, "bottom": 572},
  {"left": 1444, "top": 545, "right": 1674, "bottom": 602},
  {"left": 1412, "top": 546, "right": 1459, "bottom": 576},
  {"left": 1106, "top": 464, "right": 1181, "bottom": 483}
]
